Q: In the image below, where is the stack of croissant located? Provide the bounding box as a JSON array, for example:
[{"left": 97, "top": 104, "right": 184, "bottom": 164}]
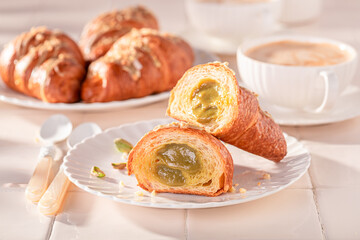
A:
[{"left": 0, "top": 6, "right": 194, "bottom": 103}]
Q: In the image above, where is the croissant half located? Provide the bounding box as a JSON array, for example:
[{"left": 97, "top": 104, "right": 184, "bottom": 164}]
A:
[
  {"left": 167, "top": 62, "right": 287, "bottom": 162},
  {"left": 127, "top": 123, "right": 233, "bottom": 197},
  {"left": 81, "top": 28, "right": 194, "bottom": 102},
  {"left": 0, "top": 27, "right": 85, "bottom": 103},
  {"left": 79, "top": 6, "right": 159, "bottom": 62}
]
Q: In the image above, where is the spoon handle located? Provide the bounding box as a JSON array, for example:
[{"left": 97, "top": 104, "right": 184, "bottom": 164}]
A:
[
  {"left": 38, "top": 168, "right": 70, "bottom": 215},
  {"left": 25, "top": 156, "right": 53, "bottom": 203}
]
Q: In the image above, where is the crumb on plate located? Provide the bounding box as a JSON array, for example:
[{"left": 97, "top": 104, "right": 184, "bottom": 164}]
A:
[
  {"left": 151, "top": 190, "right": 156, "bottom": 197},
  {"left": 135, "top": 191, "right": 144, "bottom": 197},
  {"left": 119, "top": 180, "right": 125, "bottom": 187},
  {"left": 262, "top": 173, "right": 271, "bottom": 180},
  {"left": 239, "top": 188, "right": 247, "bottom": 194}
]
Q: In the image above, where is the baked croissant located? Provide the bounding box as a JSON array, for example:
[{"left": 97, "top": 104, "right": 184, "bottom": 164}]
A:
[
  {"left": 0, "top": 27, "right": 85, "bottom": 103},
  {"left": 81, "top": 28, "right": 194, "bottom": 103},
  {"left": 127, "top": 122, "right": 233, "bottom": 197},
  {"left": 79, "top": 6, "right": 159, "bottom": 62},
  {"left": 167, "top": 62, "right": 287, "bottom": 162}
]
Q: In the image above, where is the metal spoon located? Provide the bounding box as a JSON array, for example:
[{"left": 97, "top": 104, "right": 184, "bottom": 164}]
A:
[
  {"left": 25, "top": 114, "right": 72, "bottom": 203},
  {"left": 38, "top": 122, "right": 101, "bottom": 215}
]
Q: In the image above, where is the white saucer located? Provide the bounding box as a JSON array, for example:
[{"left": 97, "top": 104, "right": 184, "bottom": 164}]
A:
[{"left": 258, "top": 84, "right": 360, "bottom": 126}]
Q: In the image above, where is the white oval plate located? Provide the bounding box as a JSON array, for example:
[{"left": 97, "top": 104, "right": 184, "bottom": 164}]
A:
[
  {"left": 64, "top": 118, "right": 310, "bottom": 209},
  {"left": 0, "top": 83, "right": 170, "bottom": 111},
  {"left": 0, "top": 49, "right": 218, "bottom": 111}
]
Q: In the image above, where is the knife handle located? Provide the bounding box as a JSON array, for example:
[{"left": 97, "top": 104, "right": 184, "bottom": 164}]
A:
[
  {"left": 25, "top": 156, "right": 53, "bottom": 203},
  {"left": 38, "top": 168, "right": 70, "bottom": 215}
]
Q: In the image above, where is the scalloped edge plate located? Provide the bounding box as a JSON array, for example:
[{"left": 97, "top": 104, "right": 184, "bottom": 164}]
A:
[{"left": 64, "top": 118, "right": 311, "bottom": 209}]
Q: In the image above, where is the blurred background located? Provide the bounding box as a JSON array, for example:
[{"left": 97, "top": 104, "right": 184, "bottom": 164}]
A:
[
  {"left": 0, "top": 0, "right": 359, "bottom": 43},
  {"left": 0, "top": 0, "right": 359, "bottom": 84},
  {"left": 0, "top": 0, "right": 188, "bottom": 44}
]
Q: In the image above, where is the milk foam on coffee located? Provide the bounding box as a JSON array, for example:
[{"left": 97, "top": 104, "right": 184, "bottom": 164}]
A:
[{"left": 246, "top": 40, "right": 350, "bottom": 66}]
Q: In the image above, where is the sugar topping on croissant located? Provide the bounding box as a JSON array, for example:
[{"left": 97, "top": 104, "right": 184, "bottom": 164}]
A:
[
  {"left": 0, "top": 26, "right": 85, "bottom": 103},
  {"left": 80, "top": 6, "right": 159, "bottom": 61},
  {"left": 104, "top": 28, "right": 182, "bottom": 80}
]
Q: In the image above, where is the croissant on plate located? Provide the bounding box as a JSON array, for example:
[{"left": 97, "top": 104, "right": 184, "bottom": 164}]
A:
[
  {"left": 79, "top": 6, "right": 159, "bottom": 62},
  {"left": 167, "top": 62, "right": 287, "bottom": 162},
  {"left": 81, "top": 28, "right": 194, "bottom": 103},
  {"left": 0, "top": 27, "right": 85, "bottom": 103},
  {"left": 127, "top": 122, "right": 233, "bottom": 197}
]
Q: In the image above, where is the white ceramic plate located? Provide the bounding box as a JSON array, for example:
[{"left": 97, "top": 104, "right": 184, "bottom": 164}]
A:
[
  {"left": 0, "top": 83, "right": 170, "bottom": 111},
  {"left": 64, "top": 118, "right": 310, "bottom": 209},
  {"left": 0, "top": 49, "right": 218, "bottom": 111},
  {"left": 259, "top": 84, "right": 360, "bottom": 126}
]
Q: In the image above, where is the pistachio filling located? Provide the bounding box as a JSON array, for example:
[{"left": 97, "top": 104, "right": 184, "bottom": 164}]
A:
[
  {"left": 156, "top": 164, "right": 186, "bottom": 186},
  {"left": 191, "top": 79, "right": 220, "bottom": 123},
  {"left": 154, "top": 143, "right": 201, "bottom": 186}
]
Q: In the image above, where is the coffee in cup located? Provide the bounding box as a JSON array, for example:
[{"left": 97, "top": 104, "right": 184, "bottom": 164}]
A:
[
  {"left": 237, "top": 36, "right": 358, "bottom": 113},
  {"left": 245, "top": 40, "right": 350, "bottom": 67}
]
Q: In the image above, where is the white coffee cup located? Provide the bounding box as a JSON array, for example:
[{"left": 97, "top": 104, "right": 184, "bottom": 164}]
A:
[
  {"left": 237, "top": 35, "right": 358, "bottom": 113},
  {"left": 279, "top": 0, "right": 322, "bottom": 25},
  {"left": 185, "top": 0, "right": 281, "bottom": 42}
]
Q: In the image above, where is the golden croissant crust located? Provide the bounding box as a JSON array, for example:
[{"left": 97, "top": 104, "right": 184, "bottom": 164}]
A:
[
  {"left": 79, "top": 6, "right": 159, "bottom": 62},
  {"left": 127, "top": 123, "right": 233, "bottom": 197},
  {"left": 81, "top": 28, "right": 194, "bottom": 102},
  {"left": 167, "top": 62, "right": 287, "bottom": 162},
  {"left": 0, "top": 26, "right": 85, "bottom": 103}
]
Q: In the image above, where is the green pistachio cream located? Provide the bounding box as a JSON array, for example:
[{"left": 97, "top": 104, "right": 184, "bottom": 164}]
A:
[
  {"left": 191, "top": 79, "right": 220, "bottom": 123},
  {"left": 154, "top": 143, "right": 201, "bottom": 186}
]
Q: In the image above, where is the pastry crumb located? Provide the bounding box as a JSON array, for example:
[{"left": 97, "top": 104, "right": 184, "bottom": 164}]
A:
[
  {"left": 151, "top": 190, "right": 156, "bottom": 197},
  {"left": 257, "top": 182, "right": 261, "bottom": 186},
  {"left": 234, "top": 183, "right": 239, "bottom": 187},
  {"left": 119, "top": 181, "right": 125, "bottom": 187},
  {"left": 229, "top": 186, "right": 236, "bottom": 193},
  {"left": 222, "top": 61, "right": 229, "bottom": 66},
  {"left": 135, "top": 191, "right": 144, "bottom": 197},
  {"left": 121, "top": 152, "right": 129, "bottom": 161},
  {"left": 239, "top": 188, "right": 247, "bottom": 194},
  {"left": 262, "top": 173, "right": 271, "bottom": 180}
]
